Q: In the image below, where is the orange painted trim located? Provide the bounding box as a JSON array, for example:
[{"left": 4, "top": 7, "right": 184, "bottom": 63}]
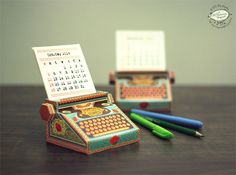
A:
[
  {"left": 45, "top": 100, "right": 57, "bottom": 107},
  {"left": 166, "top": 79, "right": 172, "bottom": 111},
  {"left": 115, "top": 79, "right": 120, "bottom": 102},
  {"left": 59, "top": 91, "right": 108, "bottom": 105},
  {"left": 49, "top": 104, "right": 56, "bottom": 114},
  {"left": 167, "top": 80, "right": 173, "bottom": 102}
]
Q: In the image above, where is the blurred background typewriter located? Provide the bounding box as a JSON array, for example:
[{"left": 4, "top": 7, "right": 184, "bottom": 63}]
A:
[{"left": 110, "top": 31, "right": 175, "bottom": 111}]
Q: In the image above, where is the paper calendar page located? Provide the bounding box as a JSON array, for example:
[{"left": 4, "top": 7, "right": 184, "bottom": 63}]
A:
[
  {"left": 33, "top": 44, "right": 96, "bottom": 101},
  {"left": 116, "top": 31, "right": 166, "bottom": 71}
]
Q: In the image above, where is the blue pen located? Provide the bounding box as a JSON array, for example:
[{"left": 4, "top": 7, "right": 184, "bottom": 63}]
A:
[{"left": 131, "top": 109, "right": 203, "bottom": 129}]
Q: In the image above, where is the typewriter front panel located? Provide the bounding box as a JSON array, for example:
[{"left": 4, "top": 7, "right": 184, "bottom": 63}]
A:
[
  {"left": 58, "top": 99, "right": 139, "bottom": 154},
  {"left": 46, "top": 113, "right": 88, "bottom": 154}
]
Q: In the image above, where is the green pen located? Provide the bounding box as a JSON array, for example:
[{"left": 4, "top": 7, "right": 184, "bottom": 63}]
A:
[
  {"left": 144, "top": 116, "right": 204, "bottom": 137},
  {"left": 130, "top": 113, "right": 174, "bottom": 139}
]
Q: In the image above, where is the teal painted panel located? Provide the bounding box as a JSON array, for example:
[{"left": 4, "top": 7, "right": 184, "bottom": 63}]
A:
[
  {"left": 89, "top": 128, "right": 139, "bottom": 152},
  {"left": 117, "top": 101, "right": 170, "bottom": 111}
]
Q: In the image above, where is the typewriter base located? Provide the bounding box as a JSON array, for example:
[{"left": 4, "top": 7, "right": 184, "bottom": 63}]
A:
[
  {"left": 46, "top": 136, "right": 139, "bottom": 155},
  {"left": 117, "top": 101, "right": 171, "bottom": 112},
  {"left": 46, "top": 127, "right": 140, "bottom": 155},
  {"left": 44, "top": 112, "right": 140, "bottom": 154}
]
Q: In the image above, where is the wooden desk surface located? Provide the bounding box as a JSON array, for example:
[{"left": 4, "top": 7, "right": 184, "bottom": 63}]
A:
[{"left": 0, "top": 86, "right": 235, "bottom": 175}]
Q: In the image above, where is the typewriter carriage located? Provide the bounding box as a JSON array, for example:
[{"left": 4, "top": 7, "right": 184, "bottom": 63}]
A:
[{"left": 109, "top": 70, "right": 176, "bottom": 85}]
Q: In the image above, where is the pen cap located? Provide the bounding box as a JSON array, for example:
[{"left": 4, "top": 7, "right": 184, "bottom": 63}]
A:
[
  {"left": 152, "top": 130, "right": 173, "bottom": 139},
  {"left": 130, "top": 113, "right": 174, "bottom": 139}
]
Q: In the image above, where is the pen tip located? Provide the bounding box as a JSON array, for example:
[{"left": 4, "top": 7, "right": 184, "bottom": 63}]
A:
[{"left": 196, "top": 131, "right": 204, "bottom": 137}]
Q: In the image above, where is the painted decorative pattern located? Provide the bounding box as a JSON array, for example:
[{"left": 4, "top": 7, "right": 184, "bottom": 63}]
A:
[
  {"left": 78, "top": 107, "right": 110, "bottom": 118},
  {"left": 89, "top": 128, "right": 139, "bottom": 151},
  {"left": 51, "top": 118, "right": 67, "bottom": 136},
  {"left": 50, "top": 116, "right": 85, "bottom": 145}
]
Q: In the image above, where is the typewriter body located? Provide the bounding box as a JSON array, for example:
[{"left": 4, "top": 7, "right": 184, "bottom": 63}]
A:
[
  {"left": 113, "top": 31, "right": 175, "bottom": 111},
  {"left": 110, "top": 70, "right": 175, "bottom": 111},
  {"left": 40, "top": 91, "right": 139, "bottom": 154}
]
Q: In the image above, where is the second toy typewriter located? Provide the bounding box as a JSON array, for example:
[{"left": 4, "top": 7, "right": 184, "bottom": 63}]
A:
[
  {"left": 111, "top": 71, "right": 174, "bottom": 111},
  {"left": 111, "top": 30, "right": 175, "bottom": 111}
]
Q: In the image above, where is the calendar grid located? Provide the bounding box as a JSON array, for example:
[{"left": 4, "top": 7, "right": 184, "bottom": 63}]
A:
[
  {"left": 33, "top": 44, "right": 96, "bottom": 101},
  {"left": 116, "top": 31, "right": 166, "bottom": 71}
]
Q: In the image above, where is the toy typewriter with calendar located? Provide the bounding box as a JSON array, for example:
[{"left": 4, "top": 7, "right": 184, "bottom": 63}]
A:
[
  {"left": 110, "top": 31, "right": 175, "bottom": 111},
  {"left": 33, "top": 44, "right": 139, "bottom": 154}
]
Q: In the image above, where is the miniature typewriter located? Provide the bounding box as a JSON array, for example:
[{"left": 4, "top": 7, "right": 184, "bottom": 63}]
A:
[
  {"left": 40, "top": 91, "right": 139, "bottom": 154},
  {"left": 33, "top": 44, "right": 140, "bottom": 154},
  {"left": 110, "top": 71, "right": 175, "bottom": 111},
  {"left": 111, "top": 31, "right": 175, "bottom": 111}
]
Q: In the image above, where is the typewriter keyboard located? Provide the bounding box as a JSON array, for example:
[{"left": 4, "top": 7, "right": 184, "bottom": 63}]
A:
[
  {"left": 77, "top": 114, "right": 132, "bottom": 137},
  {"left": 120, "top": 84, "right": 167, "bottom": 99}
]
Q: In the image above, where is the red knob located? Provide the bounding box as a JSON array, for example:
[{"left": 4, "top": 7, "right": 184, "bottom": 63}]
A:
[
  {"left": 110, "top": 135, "right": 120, "bottom": 145},
  {"left": 39, "top": 103, "right": 55, "bottom": 121},
  {"left": 140, "top": 102, "right": 149, "bottom": 109}
]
